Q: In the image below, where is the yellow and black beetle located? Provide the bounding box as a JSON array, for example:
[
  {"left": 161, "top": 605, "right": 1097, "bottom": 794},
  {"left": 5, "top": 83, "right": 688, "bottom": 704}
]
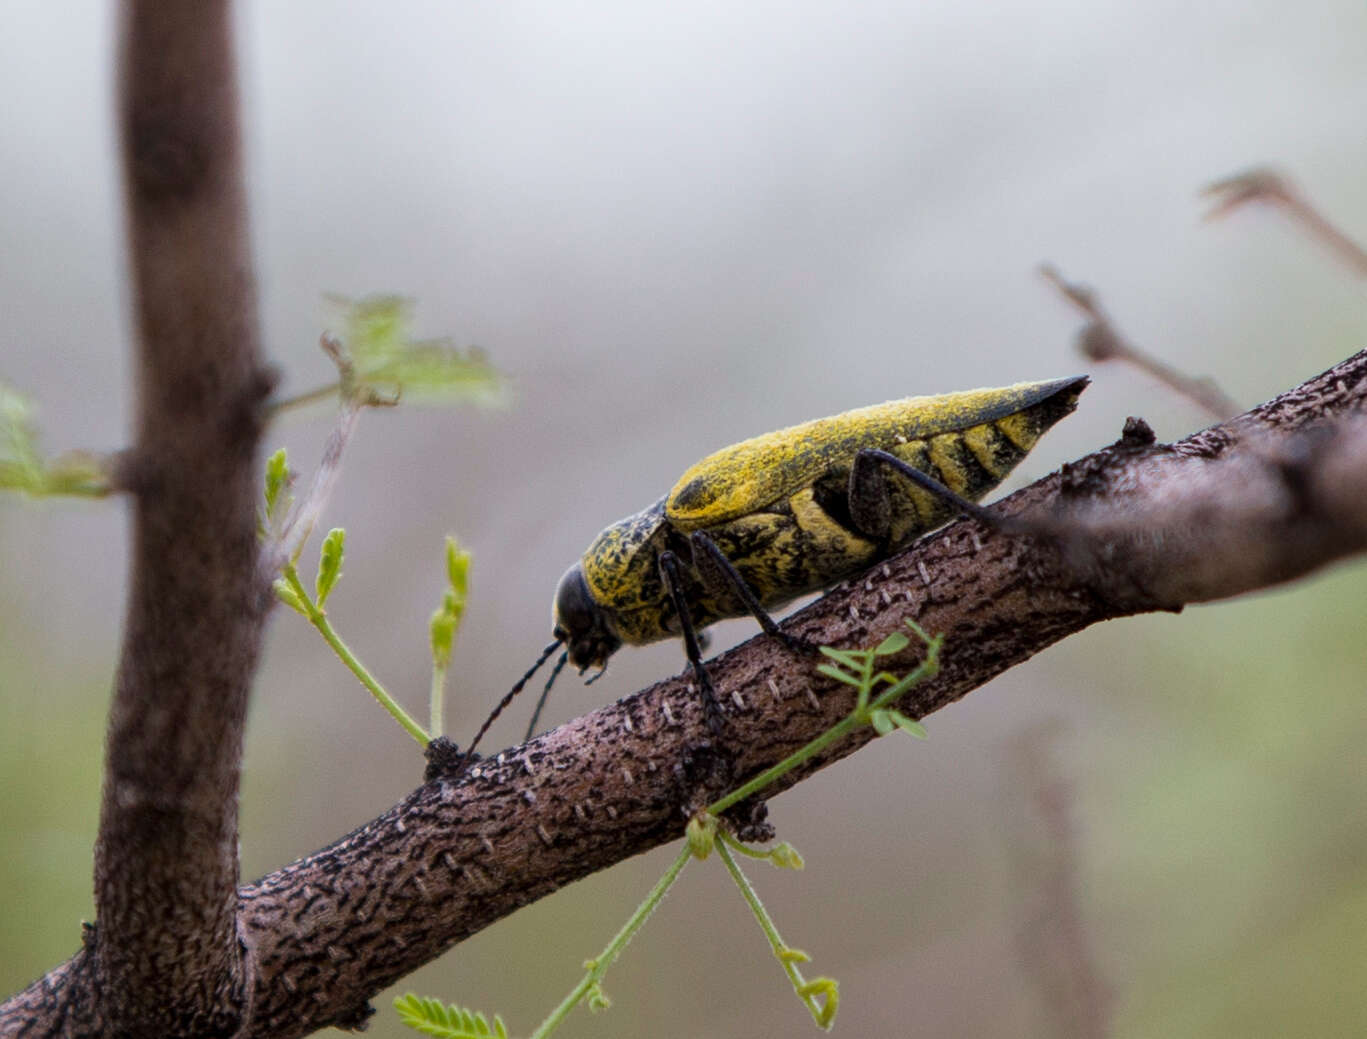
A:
[{"left": 467, "top": 376, "right": 1087, "bottom": 755}]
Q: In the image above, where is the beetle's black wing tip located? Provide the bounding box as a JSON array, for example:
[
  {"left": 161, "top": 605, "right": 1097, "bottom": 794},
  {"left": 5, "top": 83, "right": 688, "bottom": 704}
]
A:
[
  {"left": 1041, "top": 373, "right": 1091, "bottom": 398},
  {"left": 1028, "top": 374, "right": 1091, "bottom": 426}
]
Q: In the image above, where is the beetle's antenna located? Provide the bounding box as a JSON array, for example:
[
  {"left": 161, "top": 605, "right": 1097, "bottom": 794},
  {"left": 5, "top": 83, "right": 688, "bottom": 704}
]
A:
[
  {"left": 583, "top": 665, "right": 608, "bottom": 686},
  {"left": 523, "top": 650, "right": 571, "bottom": 741},
  {"left": 463, "top": 640, "right": 560, "bottom": 761}
]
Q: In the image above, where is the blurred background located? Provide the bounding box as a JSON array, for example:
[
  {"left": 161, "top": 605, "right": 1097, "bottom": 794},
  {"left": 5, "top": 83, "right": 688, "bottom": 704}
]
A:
[{"left": 3, "top": 2, "right": 1367, "bottom": 1036}]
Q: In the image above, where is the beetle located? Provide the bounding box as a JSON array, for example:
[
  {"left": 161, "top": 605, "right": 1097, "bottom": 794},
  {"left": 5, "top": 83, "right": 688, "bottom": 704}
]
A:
[{"left": 465, "top": 375, "right": 1087, "bottom": 757}]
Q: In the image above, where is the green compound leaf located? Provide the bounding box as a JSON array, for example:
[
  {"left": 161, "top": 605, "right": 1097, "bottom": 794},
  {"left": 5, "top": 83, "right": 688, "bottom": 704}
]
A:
[
  {"left": 1, "top": 383, "right": 47, "bottom": 494},
  {"left": 316, "top": 528, "right": 346, "bottom": 606},
  {"left": 332, "top": 295, "right": 507, "bottom": 407},
  {"left": 0, "top": 381, "right": 110, "bottom": 497},
  {"left": 393, "top": 993, "right": 509, "bottom": 1039}
]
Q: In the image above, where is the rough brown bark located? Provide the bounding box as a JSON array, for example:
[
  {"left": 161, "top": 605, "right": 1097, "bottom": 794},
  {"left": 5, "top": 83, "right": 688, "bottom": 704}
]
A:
[{"left": 99, "top": 2, "right": 271, "bottom": 1033}]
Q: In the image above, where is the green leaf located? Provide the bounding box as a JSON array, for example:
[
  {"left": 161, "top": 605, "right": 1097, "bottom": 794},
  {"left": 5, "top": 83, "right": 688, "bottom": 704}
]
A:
[
  {"left": 0, "top": 382, "right": 41, "bottom": 489},
  {"left": 430, "top": 604, "right": 457, "bottom": 669},
  {"left": 393, "top": 993, "right": 508, "bottom": 1038},
  {"left": 873, "top": 631, "right": 910, "bottom": 656},
  {"left": 345, "top": 296, "right": 411, "bottom": 362},
  {"left": 363, "top": 347, "right": 506, "bottom": 405},
  {"left": 445, "top": 535, "right": 471, "bottom": 597},
  {"left": 40, "top": 454, "right": 109, "bottom": 496},
  {"left": 815, "top": 663, "right": 866, "bottom": 688},
  {"left": 817, "top": 645, "right": 866, "bottom": 669},
  {"left": 273, "top": 578, "right": 309, "bottom": 616},
  {"left": 869, "top": 709, "right": 895, "bottom": 736},
  {"left": 903, "top": 617, "right": 937, "bottom": 647},
  {"left": 884, "top": 709, "right": 928, "bottom": 739},
  {"left": 0, "top": 382, "right": 110, "bottom": 497},
  {"left": 430, "top": 537, "right": 471, "bottom": 669},
  {"left": 263, "top": 448, "right": 291, "bottom": 521},
  {"left": 315, "top": 528, "right": 346, "bottom": 605},
  {"left": 329, "top": 295, "right": 508, "bottom": 407}
]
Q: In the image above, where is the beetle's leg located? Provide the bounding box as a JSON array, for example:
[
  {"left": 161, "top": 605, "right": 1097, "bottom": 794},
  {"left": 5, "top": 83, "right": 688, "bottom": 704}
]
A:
[
  {"left": 688, "top": 531, "right": 810, "bottom": 654},
  {"left": 849, "top": 448, "right": 1007, "bottom": 535},
  {"left": 657, "top": 549, "right": 726, "bottom": 735}
]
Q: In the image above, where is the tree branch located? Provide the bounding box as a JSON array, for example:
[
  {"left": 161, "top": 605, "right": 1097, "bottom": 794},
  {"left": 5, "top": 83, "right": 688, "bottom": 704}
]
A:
[
  {"left": 24, "top": 349, "right": 1365, "bottom": 1038},
  {"left": 239, "top": 349, "right": 1367, "bottom": 1038},
  {"left": 2, "top": 4, "right": 274, "bottom": 1036}
]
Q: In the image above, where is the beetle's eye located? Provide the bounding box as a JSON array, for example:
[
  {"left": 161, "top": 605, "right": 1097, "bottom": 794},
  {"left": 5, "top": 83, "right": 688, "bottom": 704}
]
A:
[{"left": 552, "top": 564, "right": 596, "bottom": 640}]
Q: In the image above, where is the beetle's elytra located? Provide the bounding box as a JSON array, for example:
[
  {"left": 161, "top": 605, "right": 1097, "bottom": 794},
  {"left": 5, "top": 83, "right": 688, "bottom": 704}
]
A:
[{"left": 468, "top": 375, "right": 1087, "bottom": 756}]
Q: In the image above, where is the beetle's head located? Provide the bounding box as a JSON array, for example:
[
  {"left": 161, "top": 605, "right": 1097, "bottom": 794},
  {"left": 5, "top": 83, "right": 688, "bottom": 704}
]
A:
[{"left": 553, "top": 562, "right": 622, "bottom": 672}]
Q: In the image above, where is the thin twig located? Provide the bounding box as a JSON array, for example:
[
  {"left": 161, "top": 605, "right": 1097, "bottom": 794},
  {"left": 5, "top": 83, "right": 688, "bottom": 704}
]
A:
[
  {"left": 1204, "top": 167, "right": 1367, "bottom": 278},
  {"left": 1040, "top": 263, "right": 1242, "bottom": 420},
  {"left": 269, "top": 382, "right": 343, "bottom": 415},
  {"left": 259, "top": 334, "right": 390, "bottom": 582}
]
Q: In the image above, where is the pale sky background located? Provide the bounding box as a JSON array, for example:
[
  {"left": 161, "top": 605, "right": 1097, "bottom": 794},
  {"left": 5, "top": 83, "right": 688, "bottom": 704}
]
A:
[{"left": 3, "top": 3, "right": 1367, "bottom": 1037}]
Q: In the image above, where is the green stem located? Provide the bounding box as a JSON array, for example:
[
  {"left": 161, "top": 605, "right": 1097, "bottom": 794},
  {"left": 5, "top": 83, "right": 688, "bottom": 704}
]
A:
[
  {"left": 718, "top": 831, "right": 776, "bottom": 860},
  {"left": 529, "top": 846, "right": 693, "bottom": 1039},
  {"left": 282, "top": 566, "right": 429, "bottom": 746},
  {"left": 709, "top": 632, "right": 940, "bottom": 816},
  {"left": 715, "top": 840, "right": 783, "bottom": 958},
  {"left": 867, "top": 655, "right": 940, "bottom": 712},
  {"left": 715, "top": 840, "right": 836, "bottom": 1029},
  {"left": 708, "top": 713, "right": 863, "bottom": 816},
  {"left": 429, "top": 661, "right": 446, "bottom": 739}
]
